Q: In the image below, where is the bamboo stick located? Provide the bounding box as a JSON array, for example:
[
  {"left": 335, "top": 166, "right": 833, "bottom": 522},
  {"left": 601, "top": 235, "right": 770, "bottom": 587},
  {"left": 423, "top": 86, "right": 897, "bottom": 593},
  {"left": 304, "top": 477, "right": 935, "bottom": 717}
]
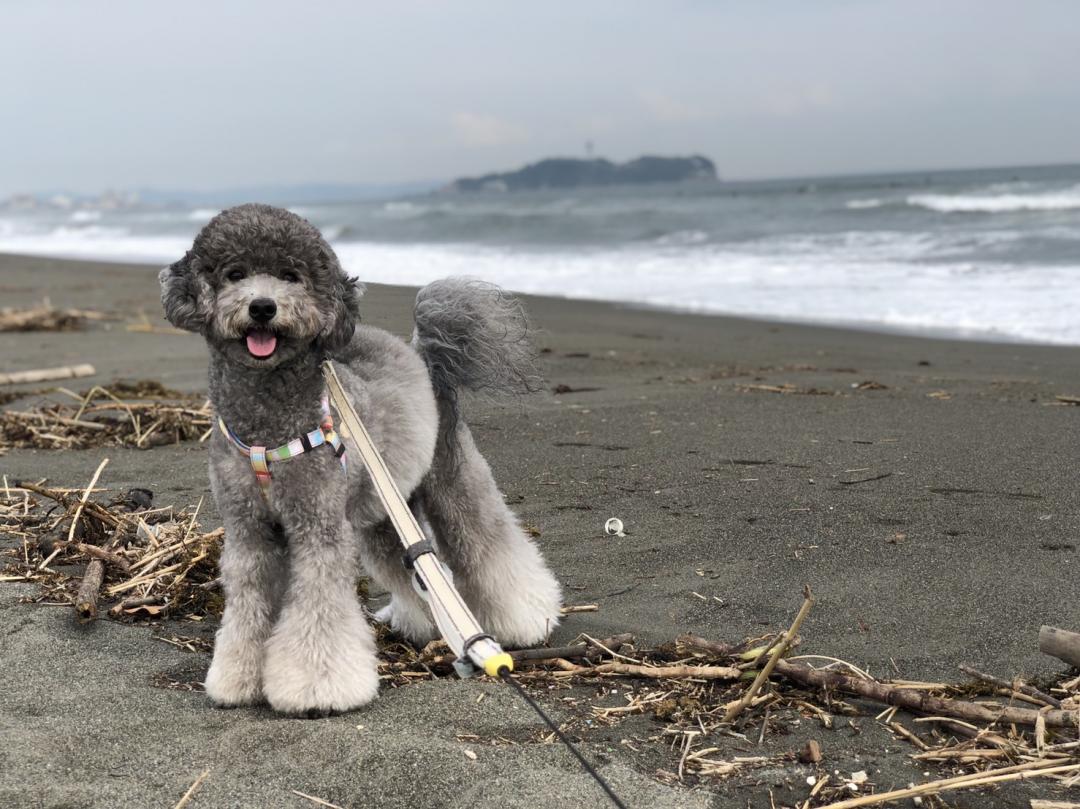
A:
[
  {"left": 66, "top": 458, "right": 109, "bottom": 544},
  {"left": 0, "top": 364, "right": 95, "bottom": 385}
]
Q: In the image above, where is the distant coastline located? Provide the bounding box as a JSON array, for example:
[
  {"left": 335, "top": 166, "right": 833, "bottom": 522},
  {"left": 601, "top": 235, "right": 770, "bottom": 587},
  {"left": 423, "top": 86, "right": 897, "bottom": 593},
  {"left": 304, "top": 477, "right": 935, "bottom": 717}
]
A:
[{"left": 446, "top": 155, "right": 717, "bottom": 193}]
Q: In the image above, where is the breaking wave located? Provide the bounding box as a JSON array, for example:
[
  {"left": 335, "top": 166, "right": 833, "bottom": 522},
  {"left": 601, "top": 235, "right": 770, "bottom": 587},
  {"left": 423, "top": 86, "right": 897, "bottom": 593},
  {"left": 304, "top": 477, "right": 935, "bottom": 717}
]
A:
[{"left": 907, "top": 187, "right": 1080, "bottom": 213}]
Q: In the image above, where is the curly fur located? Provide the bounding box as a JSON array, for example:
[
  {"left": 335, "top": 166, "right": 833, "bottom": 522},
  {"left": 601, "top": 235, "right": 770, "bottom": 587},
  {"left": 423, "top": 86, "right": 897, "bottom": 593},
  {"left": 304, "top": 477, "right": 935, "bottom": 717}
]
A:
[
  {"left": 413, "top": 278, "right": 543, "bottom": 400},
  {"left": 162, "top": 204, "right": 562, "bottom": 716},
  {"left": 161, "top": 203, "right": 363, "bottom": 356}
]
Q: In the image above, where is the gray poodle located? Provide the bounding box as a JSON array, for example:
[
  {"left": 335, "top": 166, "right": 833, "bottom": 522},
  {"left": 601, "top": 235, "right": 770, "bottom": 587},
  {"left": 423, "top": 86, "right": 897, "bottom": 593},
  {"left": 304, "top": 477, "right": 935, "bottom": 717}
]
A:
[{"left": 160, "top": 203, "right": 562, "bottom": 715}]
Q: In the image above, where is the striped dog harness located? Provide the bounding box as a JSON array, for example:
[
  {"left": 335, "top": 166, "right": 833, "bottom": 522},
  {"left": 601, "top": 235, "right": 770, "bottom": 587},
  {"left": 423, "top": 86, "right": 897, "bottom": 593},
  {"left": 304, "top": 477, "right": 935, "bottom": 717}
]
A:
[{"left": 218, "top": 395, "right": 347, "bottom": 497}]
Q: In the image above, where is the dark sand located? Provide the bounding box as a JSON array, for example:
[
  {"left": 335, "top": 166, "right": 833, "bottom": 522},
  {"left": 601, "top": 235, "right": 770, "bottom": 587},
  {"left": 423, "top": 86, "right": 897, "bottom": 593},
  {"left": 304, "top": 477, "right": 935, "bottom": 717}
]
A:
[{"left": 2, "top": 253, "right": 1079, "bottom": 808}]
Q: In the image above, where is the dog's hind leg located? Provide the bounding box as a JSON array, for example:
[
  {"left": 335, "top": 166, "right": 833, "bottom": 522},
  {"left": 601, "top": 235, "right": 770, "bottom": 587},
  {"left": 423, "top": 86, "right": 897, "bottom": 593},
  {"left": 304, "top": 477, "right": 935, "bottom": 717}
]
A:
[
  {"left": 362, "top": 513, "right": 438, "bottom": 645},
  {"left": 419, "top": 418, "right": 562, "bottom": 647},
  {"left": 204, "top": 514, "right": 287, "bottom": 707}
]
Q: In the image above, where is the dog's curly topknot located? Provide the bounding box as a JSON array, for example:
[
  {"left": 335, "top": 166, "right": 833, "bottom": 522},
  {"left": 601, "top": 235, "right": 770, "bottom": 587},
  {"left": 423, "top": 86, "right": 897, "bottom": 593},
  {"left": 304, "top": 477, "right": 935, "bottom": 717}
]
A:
[{"left": 413, "top": 278, "right": 543, "bottom": 402}]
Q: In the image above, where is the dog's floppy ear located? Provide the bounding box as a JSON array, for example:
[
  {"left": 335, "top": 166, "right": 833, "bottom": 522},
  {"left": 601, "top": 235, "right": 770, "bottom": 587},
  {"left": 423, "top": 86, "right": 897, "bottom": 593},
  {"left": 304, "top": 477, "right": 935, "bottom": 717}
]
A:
[
  {"left": 317, "top": 249, "right": 364, "bottom": 353},
  {"left": 159, "top": 251, "right": 211, "bottom": 333}
]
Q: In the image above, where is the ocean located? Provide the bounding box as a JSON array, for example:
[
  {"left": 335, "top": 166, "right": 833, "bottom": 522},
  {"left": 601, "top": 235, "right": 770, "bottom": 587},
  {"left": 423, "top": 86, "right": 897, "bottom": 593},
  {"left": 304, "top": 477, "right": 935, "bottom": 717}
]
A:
[{"left": 3, "top": 163, "right": 1080, "bottom": 345}]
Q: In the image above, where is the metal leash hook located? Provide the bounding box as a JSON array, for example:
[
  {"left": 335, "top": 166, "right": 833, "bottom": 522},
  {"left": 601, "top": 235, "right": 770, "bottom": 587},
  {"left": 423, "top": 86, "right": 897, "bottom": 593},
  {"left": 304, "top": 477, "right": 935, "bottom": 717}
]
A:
[{"left": 322, "top": 360, "right": 628, "bottom": 808}]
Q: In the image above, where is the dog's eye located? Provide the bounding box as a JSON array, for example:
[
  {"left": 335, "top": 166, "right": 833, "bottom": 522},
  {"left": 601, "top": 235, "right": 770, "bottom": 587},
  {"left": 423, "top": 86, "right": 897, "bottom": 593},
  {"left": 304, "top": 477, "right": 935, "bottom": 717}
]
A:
[
  {"left": 283, "top": 272, "right": 300, "bottom": 284},
  {"left": 226, "top": 270, "right": 245, "bottom": 282}
]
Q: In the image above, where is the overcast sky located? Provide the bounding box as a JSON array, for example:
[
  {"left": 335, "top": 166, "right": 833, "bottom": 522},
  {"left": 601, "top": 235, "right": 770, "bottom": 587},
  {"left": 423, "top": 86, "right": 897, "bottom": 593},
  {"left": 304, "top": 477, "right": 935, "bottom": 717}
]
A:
[{"left": 2, "top": 1, "right": 1078, "bottom": 196}]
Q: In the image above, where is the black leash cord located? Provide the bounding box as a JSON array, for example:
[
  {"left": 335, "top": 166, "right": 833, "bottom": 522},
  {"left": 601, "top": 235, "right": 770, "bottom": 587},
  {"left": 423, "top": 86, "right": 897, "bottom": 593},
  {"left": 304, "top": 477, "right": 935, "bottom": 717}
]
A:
[{"left": 499, "top": 669, "right": 629, "bottom": 809}]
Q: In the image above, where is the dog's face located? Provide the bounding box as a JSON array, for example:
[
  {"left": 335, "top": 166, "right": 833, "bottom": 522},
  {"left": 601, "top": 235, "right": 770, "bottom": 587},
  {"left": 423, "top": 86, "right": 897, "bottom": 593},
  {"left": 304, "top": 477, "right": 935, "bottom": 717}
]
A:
[{"left": 159, "top": 204, "right": 362, "bottom": 368}]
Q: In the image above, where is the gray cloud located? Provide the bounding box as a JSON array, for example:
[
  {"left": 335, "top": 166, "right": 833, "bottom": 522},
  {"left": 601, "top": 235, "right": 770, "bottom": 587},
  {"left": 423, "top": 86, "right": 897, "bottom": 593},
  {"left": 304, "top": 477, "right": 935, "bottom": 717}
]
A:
[{"left": 2, "top": 0, "right": 1078, "bottom": 196}]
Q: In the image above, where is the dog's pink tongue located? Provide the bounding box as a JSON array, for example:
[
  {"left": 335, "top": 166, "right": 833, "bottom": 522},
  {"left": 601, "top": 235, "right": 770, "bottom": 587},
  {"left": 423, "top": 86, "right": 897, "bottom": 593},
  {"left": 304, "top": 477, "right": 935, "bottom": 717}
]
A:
[{"left": 246, "top": 331, "right": 277, "bottom": 357}]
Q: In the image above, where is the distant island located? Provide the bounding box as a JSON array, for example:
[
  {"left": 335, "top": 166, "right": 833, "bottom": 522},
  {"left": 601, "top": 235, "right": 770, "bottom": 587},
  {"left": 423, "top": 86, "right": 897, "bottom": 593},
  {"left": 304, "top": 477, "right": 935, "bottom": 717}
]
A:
[{"left": 447, "top": 155, "right": 717, "bottom": 192}]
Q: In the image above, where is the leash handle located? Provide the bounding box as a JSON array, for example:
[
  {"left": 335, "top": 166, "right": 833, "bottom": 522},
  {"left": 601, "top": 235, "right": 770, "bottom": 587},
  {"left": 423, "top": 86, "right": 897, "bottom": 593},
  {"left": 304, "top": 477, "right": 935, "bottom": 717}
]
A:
[
  {"left": 321, "top": 361, "right": 513, "bottom": 677},
  {"left": 324, "top": 361, "right": 627, "bottom": 808}
]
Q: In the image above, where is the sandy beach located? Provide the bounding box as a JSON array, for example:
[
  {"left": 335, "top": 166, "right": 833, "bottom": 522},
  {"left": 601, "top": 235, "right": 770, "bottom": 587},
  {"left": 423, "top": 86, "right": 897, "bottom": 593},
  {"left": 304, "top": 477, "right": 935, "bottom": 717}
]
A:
[{"left": 3, "top": 252, "right": 1080, "bottom": 808}]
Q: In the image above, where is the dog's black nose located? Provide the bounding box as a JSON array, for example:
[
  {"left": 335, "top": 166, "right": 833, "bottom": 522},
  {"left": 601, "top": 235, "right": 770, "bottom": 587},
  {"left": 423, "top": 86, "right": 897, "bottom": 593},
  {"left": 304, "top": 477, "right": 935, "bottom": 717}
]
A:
[{"left": 249, "top": 298, "right": 277, "bottom": 323}]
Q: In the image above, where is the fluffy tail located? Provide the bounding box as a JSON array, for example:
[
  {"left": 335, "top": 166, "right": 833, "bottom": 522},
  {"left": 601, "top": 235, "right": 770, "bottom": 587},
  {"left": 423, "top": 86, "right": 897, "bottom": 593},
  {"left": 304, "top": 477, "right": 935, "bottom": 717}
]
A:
[{"left": 412, "top": 277, "right": 542, "bottom": 402}]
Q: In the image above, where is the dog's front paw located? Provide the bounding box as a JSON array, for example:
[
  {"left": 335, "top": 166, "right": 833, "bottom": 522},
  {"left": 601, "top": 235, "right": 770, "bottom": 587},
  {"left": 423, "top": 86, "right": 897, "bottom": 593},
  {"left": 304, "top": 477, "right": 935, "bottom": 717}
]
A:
[
  {"left": 261, "top": 615, "right": 380, "bottom": 715},
  {"left": 204, "top": 633, "right": 264, "bottom": 707}
]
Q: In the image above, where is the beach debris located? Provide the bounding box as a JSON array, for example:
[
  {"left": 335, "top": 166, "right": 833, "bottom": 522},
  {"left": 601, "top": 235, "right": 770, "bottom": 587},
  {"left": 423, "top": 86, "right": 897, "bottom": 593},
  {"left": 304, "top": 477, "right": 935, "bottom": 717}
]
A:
[
  {"left": 1039, "top": 625, "right": 1080, "bottom": 669},
  {"left": 1, "top": 380, "right": 211, "bottom": 449},
  {"left": 723, "top": 585, "right": 813, "bottom": 722},
  {"left": 290, "top": 790, "right": 347, "bottom": 809},
  {"left": 0, "top": 301, "right": 108, "bottom": 333},
  {"left": 736, "top": 383, "right": 835, "bottom": 396},
  {"left": 0, "top": 363, "right": 96, "bottom": 386},
  {"left": 604, "top": 517, "right": 625, "bottom": 536},
  {"left": 5, "top": 481, "right": 1080, "bottom": 805},
  {"left": 837, "top": 472, "right": 893, "bottom": 486},
  {"left": 552, "top": 383, "right": 602, "bottom": 394},
  {"left": 799, "top": 740, "right": 822, "bottom": 764},
  {"left": 74, "top": 559, "right": 105, "bottom": 621},
  {"left": 1, "top": 476, "right": 223, "bottom": 622},
  {"left": 172, "top": 769, "right": 211, "bottom": 809},
  {"left": 1054, "top": 395, "right": 1080, "bottom": 406},
  {"left": 125, "top": 310, "right": 193, "bottom": 336}
]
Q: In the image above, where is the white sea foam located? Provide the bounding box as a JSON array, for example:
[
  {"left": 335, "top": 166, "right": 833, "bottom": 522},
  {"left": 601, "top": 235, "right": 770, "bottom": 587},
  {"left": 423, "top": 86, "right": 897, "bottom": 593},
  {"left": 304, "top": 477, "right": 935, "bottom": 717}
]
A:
[
  {"left": 845, "top": 198, "right": 886, "bottom": 209},
  {"left": 188, "top": 208, "right": 221, "bottom": 221},
  {"left": 1, "top": 218, "right": 1078, "bottom": 346},
  {"left": 327, "top": 241, "right": 1080, "bottom": 345},
  {"left": 907, "top": 186, "right": 1080, "bottom": 213},
  {"left": 0, "top": 223, "right": 189, "bottom": 265},
  {"left": 70, "top": 210, "right": 102, "bottom": 222},
  {"left": 381, "top": 201, "right": 424, "bottom": 215}
]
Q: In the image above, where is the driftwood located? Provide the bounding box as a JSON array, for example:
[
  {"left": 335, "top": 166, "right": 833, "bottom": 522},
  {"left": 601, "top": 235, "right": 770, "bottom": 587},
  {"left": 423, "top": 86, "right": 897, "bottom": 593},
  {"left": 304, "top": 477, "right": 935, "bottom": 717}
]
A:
[
  {"left": 677, "top": 634, "right": 738, "bottom": 657},
  {"left": 0, "top": 303, "right": 106, "bottom": 332},
  {"left": 548, "top": 659, "right": 741, "bottom": 680},
  {"left": 386, "top": 634, "right": 640, "bottom": 673},
  {"left": 773, "top": 658, "right": 1080, "bottom": 728},
  {"left": 816, "top": 759, "right": 1079, "bottom": 809},
  {"left": 1040, "top": 625, "right": 1080, "bottom": 668},
  {"left": 1, "top": 382, "right": 212, "bottom": 450},
  {"left": 2, "top": 410, "right": 108, "bottom": 431},
  {"left": 585, "top": 661, "right": 740, "bottom": 680},
  {"left": 75, "top": 560, "right": 105, "bottom": 621},
  {"left": 510, "top": 633, "right": 634, "bottom": 664},
  {"left": 958, "top": 662, "right": 1062, "bottom": 708},
  {"left": 0, "top": 364, "right": 95, "bottom": 386},
  {"left": 15, "top": 480, "right": 121, "bottom": 528},
  {"left": 58, "top": 542, "right": 131, "bottom": 574}
]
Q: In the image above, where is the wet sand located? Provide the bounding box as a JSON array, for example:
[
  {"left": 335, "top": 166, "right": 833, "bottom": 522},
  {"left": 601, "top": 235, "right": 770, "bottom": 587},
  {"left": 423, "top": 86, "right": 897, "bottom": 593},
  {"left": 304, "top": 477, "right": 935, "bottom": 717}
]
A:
[{"left": 2, "top": 252, "right": 1080, "bottom": 808}]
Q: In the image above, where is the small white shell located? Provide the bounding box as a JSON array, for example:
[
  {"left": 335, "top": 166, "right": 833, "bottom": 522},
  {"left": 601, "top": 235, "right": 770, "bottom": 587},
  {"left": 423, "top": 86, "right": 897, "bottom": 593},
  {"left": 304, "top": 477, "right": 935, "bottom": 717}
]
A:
[{"left": 604, "top": 517, "right": 625, "bottom": 537}]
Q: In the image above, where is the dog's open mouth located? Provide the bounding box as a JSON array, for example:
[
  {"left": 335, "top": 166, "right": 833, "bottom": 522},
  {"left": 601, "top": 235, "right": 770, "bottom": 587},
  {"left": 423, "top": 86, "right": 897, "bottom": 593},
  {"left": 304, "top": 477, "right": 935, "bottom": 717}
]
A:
[{"left": 245, "top": 329, "right": 278, "bottom": 358}]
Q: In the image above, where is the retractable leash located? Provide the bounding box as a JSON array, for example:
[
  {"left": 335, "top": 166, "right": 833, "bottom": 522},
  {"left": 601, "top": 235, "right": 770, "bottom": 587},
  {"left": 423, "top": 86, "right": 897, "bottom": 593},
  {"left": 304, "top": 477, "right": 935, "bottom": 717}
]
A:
[{"left": 322, "top": 361, "right": 628, "bottom": 809}]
